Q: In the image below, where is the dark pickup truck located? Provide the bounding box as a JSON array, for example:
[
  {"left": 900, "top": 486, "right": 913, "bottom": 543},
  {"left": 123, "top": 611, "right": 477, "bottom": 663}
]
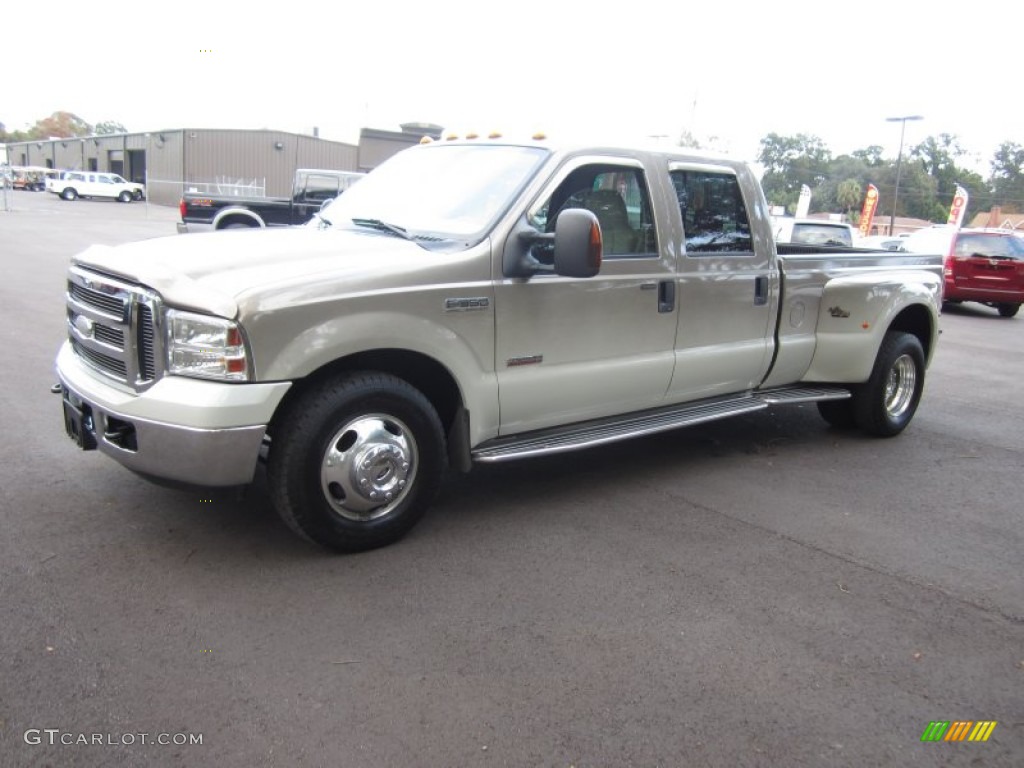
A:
[{"left": 177, "top": 168, "right": 364, "bottom": 233}]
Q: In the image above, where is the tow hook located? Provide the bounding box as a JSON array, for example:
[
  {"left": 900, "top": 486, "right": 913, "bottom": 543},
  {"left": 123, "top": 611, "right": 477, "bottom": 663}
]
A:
[{"left": 50, "top": 383, "right": 62, "bottom": 394}]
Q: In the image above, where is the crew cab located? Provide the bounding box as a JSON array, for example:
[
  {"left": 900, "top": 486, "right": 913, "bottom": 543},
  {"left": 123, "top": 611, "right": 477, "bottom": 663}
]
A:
[
  {"left": 177, "top": 168, "right": 364, "bottom": 233},
  {"left": 55, "top": 138, "right": 943, "bottom": 552},
  {"left": 48, "top": 171, "right": 145, "bottom": 202},
  {"left": 900, "top": 226, "right": 1024, "bottom": 317}
]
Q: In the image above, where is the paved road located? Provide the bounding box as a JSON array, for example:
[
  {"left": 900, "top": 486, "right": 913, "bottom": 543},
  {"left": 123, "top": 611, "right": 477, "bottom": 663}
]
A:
[{"left": 1, "top": 192, "right": 1021, "bottom": 767}]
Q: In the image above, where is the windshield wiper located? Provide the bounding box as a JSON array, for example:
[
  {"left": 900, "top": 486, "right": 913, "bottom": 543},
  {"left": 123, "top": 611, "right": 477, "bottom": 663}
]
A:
[{"left": 351, "top": 217, "right": 414, "bottom": 241}]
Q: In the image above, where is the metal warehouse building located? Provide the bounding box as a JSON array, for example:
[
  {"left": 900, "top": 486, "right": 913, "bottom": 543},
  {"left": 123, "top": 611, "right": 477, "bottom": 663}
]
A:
[{"left": 4, "top": 123, "right": 441, "bottom": 206}]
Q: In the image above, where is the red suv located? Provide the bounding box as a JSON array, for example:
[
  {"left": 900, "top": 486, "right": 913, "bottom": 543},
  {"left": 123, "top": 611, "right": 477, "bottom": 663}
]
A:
[{"left": 901, "top": 227, "right": 1024, "bottom": 317}]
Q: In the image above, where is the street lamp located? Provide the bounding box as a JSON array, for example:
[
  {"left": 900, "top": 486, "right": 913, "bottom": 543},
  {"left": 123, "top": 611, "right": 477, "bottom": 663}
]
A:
[{"left": 886, "top": 115, "right": 923, "bottom": 235}]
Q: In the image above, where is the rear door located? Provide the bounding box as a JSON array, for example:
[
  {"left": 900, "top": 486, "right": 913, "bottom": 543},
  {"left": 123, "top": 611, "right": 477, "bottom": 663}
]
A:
[
  {"left": 665, "top": 164, "right": 777, "bottom": 400},
  {"left": 952, "top": 233, "right": 1024, "bottom": 298}
]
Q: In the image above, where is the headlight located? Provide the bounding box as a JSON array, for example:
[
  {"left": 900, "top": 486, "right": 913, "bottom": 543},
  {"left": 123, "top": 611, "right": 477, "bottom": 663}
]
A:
[{"left": 166, "top": 310, "right": 249, "bottom": 381}]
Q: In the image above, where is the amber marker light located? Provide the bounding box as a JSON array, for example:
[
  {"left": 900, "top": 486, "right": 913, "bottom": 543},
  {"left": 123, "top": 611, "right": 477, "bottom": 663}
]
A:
[
  {"left": 532, "top": 132, "right": 547, "bottom": 140},
  {"left": 588, "top": 220, "right": 603, "bottom": 271},
  {"left": 488, "top": 131, "right": 502, "bottom": 139},
  {"left": 445, "top": 133, "right": 459, "bottom": 141},
  {"left": 419, "top": 136, "right": 433, "bottom": 144},
  {"left": 465, "top": 132, "right": 479, "bottom": 140}
]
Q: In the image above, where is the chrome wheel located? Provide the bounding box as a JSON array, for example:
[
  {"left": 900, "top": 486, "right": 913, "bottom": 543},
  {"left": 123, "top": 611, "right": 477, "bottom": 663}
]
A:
[
  {"left": 319, "top": 414, "right": 418, "bottom": 522},
  {"left": 884, "top": 354, "right": 917, "bottom": 420}
]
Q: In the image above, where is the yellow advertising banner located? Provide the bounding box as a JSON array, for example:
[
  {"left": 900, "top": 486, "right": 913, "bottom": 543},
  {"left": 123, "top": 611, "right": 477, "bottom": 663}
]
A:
[{"left": 858, "top": 184, "right": 879, "bottom": 237}]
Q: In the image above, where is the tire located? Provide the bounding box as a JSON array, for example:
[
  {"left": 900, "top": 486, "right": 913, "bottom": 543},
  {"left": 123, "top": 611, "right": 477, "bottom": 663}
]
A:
[
  {"left": 817, "top": 399, "right": 857, "bottom": 429},
  {"left": 267, "top": 372, "right": 447, "bottom": 552},
  {"left": 853, "top": 331, "right": 925, "bottom": 437},
  {"left": 222, "top": 222, "right": 255, "bottom": 230},
  {"left": 61, "top": 188, "right": 78, "bottom": 201},
  {"left": 118, "top": 191, "right": 132, "bottom": 203},
  {"left": 997, "top": 303, "right": 1020, "bottom": 318}
]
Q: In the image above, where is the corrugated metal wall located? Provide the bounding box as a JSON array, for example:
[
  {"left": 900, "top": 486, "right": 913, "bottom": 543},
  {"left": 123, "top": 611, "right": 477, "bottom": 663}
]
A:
[
  {"left": 184, "top": 130, "right": 358, "bottom": 198},
  {"left": 6, "top": 129, "right": 371, "bottom": 207}
]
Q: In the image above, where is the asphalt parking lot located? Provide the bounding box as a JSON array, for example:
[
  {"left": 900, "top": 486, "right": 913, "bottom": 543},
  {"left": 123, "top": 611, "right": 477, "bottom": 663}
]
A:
[{"left": 1, "top": 190, "right": 1022, "bottom": 767}]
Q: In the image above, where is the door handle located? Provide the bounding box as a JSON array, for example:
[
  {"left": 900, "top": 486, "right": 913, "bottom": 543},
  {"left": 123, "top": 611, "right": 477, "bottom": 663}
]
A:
[
  {"left": 658, "top": 280, "right": 676, "bottom": 313},
  {"left": 754, "top": 276, "right": 769, "bottom": 306}
]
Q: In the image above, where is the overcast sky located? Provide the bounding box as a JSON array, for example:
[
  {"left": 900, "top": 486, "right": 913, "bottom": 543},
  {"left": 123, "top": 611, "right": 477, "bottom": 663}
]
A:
[{"left": 4, "top": 0, "right": 1019, "bottom": 173}]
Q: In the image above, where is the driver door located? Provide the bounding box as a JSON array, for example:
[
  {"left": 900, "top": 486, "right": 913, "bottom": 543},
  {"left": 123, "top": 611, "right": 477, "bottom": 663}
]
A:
[{"left": 493, "top": 157, "right": 678, "bottom": 435}]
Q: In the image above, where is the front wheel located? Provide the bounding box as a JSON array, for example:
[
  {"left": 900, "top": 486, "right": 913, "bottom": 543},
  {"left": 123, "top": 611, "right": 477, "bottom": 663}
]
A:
[
  {"left": 853, "top": 331, "right": 926, "bottom": 437},
  {"left": 117, "top": 191, "right": 132, "bottom": 203},
  {"left": 267, "top": 372, "right": 447, "bottom": 552},
  {"left": 997, "top": 303, "right": 1020, "bottom": 318}
]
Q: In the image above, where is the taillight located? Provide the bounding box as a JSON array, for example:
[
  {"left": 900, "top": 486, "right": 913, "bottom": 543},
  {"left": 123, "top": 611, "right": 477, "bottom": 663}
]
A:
[
  {"left": 943, "top": 254, "right": 953, "bottom": 277},
  {"left": 178, "top": 198, "right": 186, "bottom": 219}
]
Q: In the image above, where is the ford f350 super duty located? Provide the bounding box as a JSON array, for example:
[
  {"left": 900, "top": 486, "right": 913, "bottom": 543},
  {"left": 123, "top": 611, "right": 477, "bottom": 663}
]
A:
[{"left": 56, "top": 138, "right": 943, "bottom": 552}]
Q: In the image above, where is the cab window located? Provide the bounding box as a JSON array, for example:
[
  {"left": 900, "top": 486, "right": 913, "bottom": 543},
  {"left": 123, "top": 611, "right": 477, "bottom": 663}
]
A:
[
  {"left": 529, "top": 164, "right": 657, "bottom": 257},
  {"left": 671, "top": 170, "right": 753, "bottom": 254}
]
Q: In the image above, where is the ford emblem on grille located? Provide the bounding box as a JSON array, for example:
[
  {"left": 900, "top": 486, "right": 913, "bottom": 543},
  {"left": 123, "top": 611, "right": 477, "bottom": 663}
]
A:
[{"left": 73, "top": 314, "right": 94, "bottom": 338}]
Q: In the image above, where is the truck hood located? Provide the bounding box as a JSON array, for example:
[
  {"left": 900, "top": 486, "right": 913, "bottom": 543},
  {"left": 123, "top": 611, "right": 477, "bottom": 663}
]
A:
[{"left": 72, "top": 227, "right": 447, "bottom": 319}]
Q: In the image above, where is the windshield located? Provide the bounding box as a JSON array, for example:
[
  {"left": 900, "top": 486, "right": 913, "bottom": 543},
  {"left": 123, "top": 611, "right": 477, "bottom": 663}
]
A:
[{"left": 319, "top": 143, "right": 549, "bottom": 242}]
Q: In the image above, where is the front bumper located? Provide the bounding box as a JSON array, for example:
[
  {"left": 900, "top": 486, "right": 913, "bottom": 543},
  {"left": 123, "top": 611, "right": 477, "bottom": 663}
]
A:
[{"left": 56, "top": 342, "right": 291, "bottom": 487}]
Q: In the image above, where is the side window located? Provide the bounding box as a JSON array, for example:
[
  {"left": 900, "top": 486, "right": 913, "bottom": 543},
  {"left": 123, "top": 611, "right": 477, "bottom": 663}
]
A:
[
  {"left": 301, "top": 174, "right": 341, "bottom": 203},
  {"left": 670, "top": 170, "right": 753, "bottom": 254},
  {"left": 528, "top": 164, "right": 657, "bottom": 257},
  {"left": 98, "top": 175, "right": 113, "bottom": 185}
]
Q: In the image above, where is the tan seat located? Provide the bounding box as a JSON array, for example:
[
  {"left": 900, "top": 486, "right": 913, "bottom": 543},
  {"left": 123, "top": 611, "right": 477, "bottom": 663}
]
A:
[{"left": 559, "top": 189, "right": 637, "bottom": 255}]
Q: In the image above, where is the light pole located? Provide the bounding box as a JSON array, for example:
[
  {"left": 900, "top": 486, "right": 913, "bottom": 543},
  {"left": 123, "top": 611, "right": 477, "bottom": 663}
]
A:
[{"left": 886, "top": 115, "right": 923, "bottom": 235}]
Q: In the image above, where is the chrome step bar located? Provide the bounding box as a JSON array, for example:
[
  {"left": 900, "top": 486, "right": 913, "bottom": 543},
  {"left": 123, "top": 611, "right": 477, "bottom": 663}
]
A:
[{"left": 471, "top": 385, "right": 851, "bottom": 463}]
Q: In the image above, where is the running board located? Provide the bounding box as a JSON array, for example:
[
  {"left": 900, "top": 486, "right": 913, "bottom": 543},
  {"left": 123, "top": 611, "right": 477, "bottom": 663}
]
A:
[{"left": 472, "top": 385, "right": 850, "bottom": 464}]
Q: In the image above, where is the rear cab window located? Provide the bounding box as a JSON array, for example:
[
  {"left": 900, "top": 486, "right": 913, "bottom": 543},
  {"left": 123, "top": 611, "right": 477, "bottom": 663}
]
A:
[{"left": 670, "top": 169, "right": 753, "bottom": 254}]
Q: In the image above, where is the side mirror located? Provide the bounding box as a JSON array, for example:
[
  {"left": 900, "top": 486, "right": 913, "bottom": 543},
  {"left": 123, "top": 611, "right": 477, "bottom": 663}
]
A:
[{"left": 553, "top": 208, "right": 603, "bottom": 278}]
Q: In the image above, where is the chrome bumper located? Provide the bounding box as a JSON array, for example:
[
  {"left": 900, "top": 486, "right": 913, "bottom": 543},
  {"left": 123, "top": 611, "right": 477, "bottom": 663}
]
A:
[{"left": 58, "top": 376, "right": 267, "bottom": 487}]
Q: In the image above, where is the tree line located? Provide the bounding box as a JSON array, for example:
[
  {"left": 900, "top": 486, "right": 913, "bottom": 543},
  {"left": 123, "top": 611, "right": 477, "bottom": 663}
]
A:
[
  {"left": 755, "top": 132, "right": 1024, "bottom": 225},
  {"left": 1, "top": 111, "right": 127, "bottom": 143}
]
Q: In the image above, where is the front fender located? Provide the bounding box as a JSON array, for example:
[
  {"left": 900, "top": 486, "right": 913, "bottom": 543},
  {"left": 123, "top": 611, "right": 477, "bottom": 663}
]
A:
[
  {"left": 803, "top": 270, "right": 941, "bottom": 383},
  {"left": 255, "top": 310, "right": 499, "bottom": 446}
]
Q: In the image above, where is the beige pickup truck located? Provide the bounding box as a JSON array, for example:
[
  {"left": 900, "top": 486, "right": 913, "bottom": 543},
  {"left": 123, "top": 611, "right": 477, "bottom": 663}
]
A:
[{"left": 56, "top": 138, "right": 943, "bottom": 551}]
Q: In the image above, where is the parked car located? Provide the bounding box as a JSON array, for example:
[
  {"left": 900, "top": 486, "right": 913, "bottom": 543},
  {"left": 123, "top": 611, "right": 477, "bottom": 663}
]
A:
[
  {"left": 47, "top": 171, "right": 145, "bottom": 202},
  {"left": 900, "top": 226, "right": 1024, "bottom": 317}
]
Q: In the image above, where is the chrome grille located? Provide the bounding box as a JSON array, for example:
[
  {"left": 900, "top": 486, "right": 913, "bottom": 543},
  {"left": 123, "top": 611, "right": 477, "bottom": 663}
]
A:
[
  {"left": 71, "top": 339, "right": 128, "bottom": 377},
  {"left": 69, "top": 281, "right": 125, "bottom": 317},
  {"left": 66, "top": 266, "right": 163, "bottom": 391},
  {"left": 93, "top": 323, "right": 124, "bottom": 349},
  {"left": 137, "top": 305, "right": 156, "bottom": 380}
]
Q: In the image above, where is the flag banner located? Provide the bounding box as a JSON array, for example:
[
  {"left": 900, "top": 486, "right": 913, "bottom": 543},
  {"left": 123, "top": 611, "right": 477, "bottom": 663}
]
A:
[
  {"left": 858, "top": 184, "right": 879, "bottom": 237},
  {"left": 795, "top": 184, "right": 812, "bottom": 219},
  {"left": 947, "top": 185, "right": 969, "bottom": 228}
]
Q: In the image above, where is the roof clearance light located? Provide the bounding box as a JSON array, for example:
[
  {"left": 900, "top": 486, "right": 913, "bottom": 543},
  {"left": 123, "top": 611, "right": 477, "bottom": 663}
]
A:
[
  {"left": 419, "top": 136, "right": 433, "bottom": 144},
  {"left": 465, "top": 132, "right": 479, "bottom": 140},
  {"left": 488, "top": 131, "right": 502, "bottom": 139},
  {"left": 532, "top": 132, "right": 547, "bottom": 141},
  {"left": 445, "top": 133, "right": 459, "bottom": 141}
]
